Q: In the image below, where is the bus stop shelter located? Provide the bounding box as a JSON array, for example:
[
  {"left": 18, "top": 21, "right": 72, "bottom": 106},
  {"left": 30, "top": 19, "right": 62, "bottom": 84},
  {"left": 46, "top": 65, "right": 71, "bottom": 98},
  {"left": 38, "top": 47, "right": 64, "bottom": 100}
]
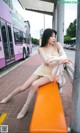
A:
[{"left": 18, "top": 0, "right": 64, "bottom": 45}]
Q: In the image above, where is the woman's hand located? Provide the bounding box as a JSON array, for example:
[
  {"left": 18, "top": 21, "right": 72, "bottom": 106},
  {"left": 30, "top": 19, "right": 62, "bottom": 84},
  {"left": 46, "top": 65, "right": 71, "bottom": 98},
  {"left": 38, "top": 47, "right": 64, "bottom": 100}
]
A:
[
  {"left": 45, "top": 59, "right": 50, "bottom": 66},
  {"left": 56, "top": 59, "right": 71, "bottom": 65},
  {"left": 48, "top": 60, "right": 58, "bottom": 67},
  {"left": 48, "top": 58, "right": 71, "bottom": 66}
]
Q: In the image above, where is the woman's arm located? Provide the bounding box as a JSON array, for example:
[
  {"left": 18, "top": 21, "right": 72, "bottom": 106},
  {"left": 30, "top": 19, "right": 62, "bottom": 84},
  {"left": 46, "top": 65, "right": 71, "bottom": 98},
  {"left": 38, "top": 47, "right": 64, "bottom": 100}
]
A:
[
  {"left": 48, "top": 42, "right": 69, "bottom": 66},
  {"left": 49, "top": 42, "right": 68, "bottom": 64},
  {"left": 56, "top": 42, "right": 68, "bottom": 60}
]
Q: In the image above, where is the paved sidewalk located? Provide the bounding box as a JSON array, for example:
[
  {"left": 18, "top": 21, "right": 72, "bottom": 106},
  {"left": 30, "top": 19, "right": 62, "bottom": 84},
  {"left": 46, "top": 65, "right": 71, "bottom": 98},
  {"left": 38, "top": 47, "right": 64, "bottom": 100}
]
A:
[{"left": 0, "top": 53, "right": 73, "bottom": 133}]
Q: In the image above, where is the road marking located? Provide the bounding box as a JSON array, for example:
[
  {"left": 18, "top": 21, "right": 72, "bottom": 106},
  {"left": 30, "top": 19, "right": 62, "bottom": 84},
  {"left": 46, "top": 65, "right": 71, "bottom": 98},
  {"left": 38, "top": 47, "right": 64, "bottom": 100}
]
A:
[{"left": 0, "top": 113, "right": 7, "bottom": 125}]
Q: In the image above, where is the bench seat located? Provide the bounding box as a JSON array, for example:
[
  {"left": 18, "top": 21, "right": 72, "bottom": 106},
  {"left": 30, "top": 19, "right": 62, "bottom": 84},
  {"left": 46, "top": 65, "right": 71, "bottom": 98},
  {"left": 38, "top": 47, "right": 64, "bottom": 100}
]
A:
[{"left": 29, "top": 82, "right": 68, "bottom": 133}]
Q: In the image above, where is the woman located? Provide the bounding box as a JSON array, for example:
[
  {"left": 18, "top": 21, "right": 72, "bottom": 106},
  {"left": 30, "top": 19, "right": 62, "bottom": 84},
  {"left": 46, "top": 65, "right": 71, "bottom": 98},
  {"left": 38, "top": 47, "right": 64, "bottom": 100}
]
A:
[{"left": 0, "top": 28, "right": 73, "bottom": 119}]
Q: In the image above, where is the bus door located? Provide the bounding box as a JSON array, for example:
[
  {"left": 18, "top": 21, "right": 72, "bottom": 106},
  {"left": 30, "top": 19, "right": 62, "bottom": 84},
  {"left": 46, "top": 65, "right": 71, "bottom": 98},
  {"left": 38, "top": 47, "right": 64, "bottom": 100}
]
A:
[
  {"left": 7, "top": 24, "right": 14, "bottom": 60},
  {"left": 1, "top": 20, "right": 14, "bottom": 64}
]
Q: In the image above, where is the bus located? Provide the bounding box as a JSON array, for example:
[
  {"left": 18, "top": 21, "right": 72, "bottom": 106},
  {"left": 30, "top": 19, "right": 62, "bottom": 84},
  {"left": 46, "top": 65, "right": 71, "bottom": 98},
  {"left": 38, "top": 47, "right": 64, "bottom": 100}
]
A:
[{"left": 0, "top": 0, "right": 32, "bottom": 69}]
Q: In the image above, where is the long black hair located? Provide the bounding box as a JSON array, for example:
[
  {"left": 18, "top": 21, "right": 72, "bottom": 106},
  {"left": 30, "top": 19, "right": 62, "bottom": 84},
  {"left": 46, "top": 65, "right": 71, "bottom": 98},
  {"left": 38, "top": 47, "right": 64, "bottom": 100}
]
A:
[{"left": 41, "top": 28, "right": 57, "bottom": 47}]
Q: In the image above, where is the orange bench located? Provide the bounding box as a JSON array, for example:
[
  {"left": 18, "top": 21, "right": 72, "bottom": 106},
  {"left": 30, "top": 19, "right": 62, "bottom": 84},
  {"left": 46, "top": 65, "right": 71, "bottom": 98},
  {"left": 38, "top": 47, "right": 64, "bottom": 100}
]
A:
[{"left": 29, "top": 82, "right": 68, "bottom": 133}]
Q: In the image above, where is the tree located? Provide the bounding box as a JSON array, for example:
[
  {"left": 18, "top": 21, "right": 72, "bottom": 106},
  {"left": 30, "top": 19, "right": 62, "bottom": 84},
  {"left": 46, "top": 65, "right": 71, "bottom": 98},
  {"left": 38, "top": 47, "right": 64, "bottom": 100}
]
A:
[
  {"left": 32, "top": 38, "right": 39, "bottom": 45},
  {"left": 64, "top": 35, "right": 71, "bottom": 43},
  {"left": 66, "top": 19, "right": 76, "bottom": 37}
]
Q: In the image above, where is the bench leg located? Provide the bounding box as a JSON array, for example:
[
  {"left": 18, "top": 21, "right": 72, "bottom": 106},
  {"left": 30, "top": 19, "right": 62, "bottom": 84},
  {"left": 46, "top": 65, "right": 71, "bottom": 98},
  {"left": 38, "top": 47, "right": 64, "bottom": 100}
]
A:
[{"left": 17, "top": 89, "right": 36, "bottom": 119}]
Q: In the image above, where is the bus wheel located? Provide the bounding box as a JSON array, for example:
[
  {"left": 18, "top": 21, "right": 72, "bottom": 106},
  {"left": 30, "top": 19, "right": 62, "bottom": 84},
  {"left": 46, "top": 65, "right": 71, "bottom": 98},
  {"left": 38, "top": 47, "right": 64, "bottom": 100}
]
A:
[
  {"left": 26, "top": 46, "right": 30, "bottom": 57},
  {"left": 23, "top": 49, "right": 26, "bottom": 60}
]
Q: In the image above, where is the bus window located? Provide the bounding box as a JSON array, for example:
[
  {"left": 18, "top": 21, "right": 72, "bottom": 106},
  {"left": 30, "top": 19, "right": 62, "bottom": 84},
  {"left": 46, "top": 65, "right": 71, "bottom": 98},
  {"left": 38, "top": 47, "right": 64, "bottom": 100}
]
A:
[{"left": 13, "top": 28, "right": 23, "bottom": 44}]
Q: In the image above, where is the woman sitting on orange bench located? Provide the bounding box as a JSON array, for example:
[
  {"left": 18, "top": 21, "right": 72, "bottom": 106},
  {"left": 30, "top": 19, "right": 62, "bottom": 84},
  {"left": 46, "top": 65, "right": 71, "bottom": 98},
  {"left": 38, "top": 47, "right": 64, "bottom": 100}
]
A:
[{"left": 0, "top": 28, "right": 74, "bottom": 119}]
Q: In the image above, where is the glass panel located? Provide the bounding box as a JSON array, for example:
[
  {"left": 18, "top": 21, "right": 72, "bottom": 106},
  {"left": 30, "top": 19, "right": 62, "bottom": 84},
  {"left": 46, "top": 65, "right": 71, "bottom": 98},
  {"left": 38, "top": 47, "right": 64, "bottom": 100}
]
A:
[
  {"left": 13, "top": 28, "right": 23, "bottom": 44},
  {"left": 7, "top": 25, "right": 14, "bottom": 58},
  {"left": 3, "top": 0, "right": 13, "bottom": 9},
  {"left": 0, "top": 20, "right": 1, "bottom": 41},
  {"left": 1, "top": 21, "right": 9, "bottom": 60}
]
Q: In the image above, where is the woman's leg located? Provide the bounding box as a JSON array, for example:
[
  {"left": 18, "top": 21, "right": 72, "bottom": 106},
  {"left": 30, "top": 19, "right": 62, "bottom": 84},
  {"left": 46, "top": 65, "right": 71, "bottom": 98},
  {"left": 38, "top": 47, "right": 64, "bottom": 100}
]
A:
[
  {"left": 17, "top": 76, "right": 51, "bottom": 119},
  {"left": 0, "top": 74, "right": 40, "bottom": 103}
]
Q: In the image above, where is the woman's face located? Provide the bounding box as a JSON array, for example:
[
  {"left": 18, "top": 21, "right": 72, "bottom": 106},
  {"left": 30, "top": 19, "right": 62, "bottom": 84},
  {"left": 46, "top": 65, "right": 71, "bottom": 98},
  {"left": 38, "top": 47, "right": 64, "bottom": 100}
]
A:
[{"left": 48, "top": 32, "right": 56, "bottom": 45}]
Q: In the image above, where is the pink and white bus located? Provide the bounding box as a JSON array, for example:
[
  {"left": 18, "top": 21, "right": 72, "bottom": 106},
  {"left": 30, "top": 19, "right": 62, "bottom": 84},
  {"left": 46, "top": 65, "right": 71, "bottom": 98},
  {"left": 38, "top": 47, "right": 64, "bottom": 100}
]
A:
[{"left": 0, "top": 0, "right": 32, "bottom": 69}]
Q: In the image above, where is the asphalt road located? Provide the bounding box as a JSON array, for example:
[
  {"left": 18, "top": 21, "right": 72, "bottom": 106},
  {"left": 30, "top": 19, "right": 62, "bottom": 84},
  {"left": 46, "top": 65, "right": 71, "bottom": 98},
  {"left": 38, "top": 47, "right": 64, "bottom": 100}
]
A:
[{"left": 65, "top": 49, "right": 75, "bottom": 63}]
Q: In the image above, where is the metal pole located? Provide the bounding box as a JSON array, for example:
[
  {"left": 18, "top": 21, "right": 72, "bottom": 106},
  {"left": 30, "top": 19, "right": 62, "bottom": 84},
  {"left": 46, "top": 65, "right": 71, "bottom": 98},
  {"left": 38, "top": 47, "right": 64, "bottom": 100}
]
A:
[
  {"left": 57, "top": 0, "right": 64, "bottom": 45},
  {"left": 71, "top": 1, "right": 80, "bottom": 132},
  {"left": 43, "top": 14, "right": 45, "bottom": 30},
  {"left": 52, "top": 3, "right": 57, "bottom": 31}
]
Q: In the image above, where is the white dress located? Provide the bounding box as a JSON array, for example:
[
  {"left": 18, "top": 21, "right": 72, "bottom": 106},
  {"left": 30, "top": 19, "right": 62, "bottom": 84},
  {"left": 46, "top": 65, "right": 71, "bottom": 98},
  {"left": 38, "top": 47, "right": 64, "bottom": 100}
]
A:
[{"left": 33, "top": 51, "right": 66, "bottom": 85}]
